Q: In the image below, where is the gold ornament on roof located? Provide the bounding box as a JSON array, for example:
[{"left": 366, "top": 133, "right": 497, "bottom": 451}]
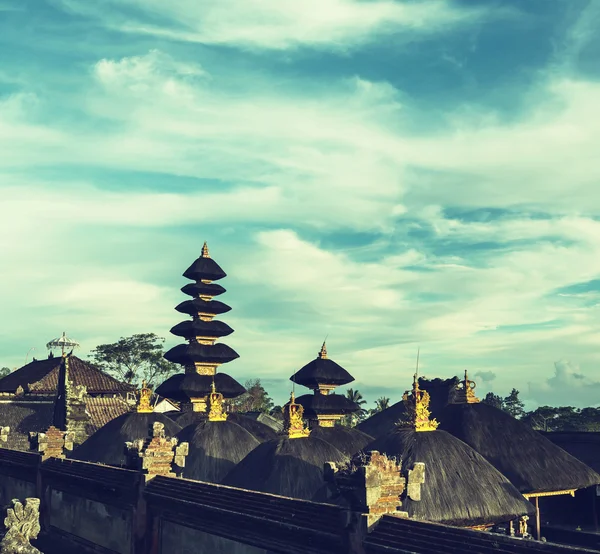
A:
[
  {"left": 283, "top": 392, "right": 310, "bottom": 439},
  {"left": 201, "top": 241, "right": 210, "bottom": 258},
  {"left": 452, "top": 370, "right": 480, "bottom": 404},
  {"left": 318, "top": 341, "right": 328, "bottom": 360},
  {"left": 401, "top": 374, "right": 439, "bottom": 432},
  {"left": 137, "top": 381, "right": 153, "bottom": 413},
  {"left": 208, "top": 379, "right": 227, "bottom": 422}
]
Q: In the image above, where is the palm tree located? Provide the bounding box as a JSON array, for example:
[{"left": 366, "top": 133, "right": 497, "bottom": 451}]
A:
[
  {"left": 345, "top": 388, "right": 368, "bottom": 426},
  {"left": 371, "top": 396, "right": 390, "bottom": 415}
]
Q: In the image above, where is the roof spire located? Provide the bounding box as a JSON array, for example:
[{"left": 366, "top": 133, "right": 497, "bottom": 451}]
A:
[
  {"left": 318, "top": 341, "right": 328, "bottom": 360},
  {"left": 208, "top": 378, "right": 228, "bottom": 421},
  {"left": 451, "top": 370, "right": 480, "bottom": 404},
  {"left": 401, "top": 371, "right": 439, "bottom": 432},
  {"left": 137, "top": 381, "right": 153, "bottom": 413},
  {"left": 52, "top": 355, "right": 69, "bottom": 430},
  {"left": 282, "top": 391, "right": 310, "bottom": 439},
  {"left": 201, "top": 241, "right": 210, "bottom": 258}
]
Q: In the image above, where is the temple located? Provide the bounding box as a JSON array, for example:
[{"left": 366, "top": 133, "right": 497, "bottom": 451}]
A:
[{"left": 156, "top": 242, "right": 246, "bottom": 414}]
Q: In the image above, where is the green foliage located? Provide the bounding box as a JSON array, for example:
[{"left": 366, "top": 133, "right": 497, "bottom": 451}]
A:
[
  {"left": 503, "top": 388, "right": 525, "bottom": 419},
  {"left": 89, "top": 333, "right": 178, "bottom": 387},
  {"left": 342, "top": 388, "right": 368, "bottom": 427},
  {"left": 522, "top": 406, "right": 600, "bottom": 432},
  {"left": 482, "top": 389, "right": 525, "bottom": 418},
  {"left": 369, "top": 396, "right": 390, "bottom": 416},
  {"left": 229, "top": 379, "right": 274, "bottom": 413},
  {"left": 0, "top": 367, "right": 10, "bottom": 379}
]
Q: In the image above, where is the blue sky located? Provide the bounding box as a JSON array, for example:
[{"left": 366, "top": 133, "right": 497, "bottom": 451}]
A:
[{"left": 1, "top": 0, "right": 600, "bottom": 410}]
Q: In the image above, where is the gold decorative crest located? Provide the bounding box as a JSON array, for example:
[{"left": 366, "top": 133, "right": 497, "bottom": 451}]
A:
[
  {"left": 208, "top": 380, "right": 227, "bottom": 422},
  {"left": 137, "top": 381, "right": 153, "bottom": 413},
  {"left": 283, "top": 392, "right": 310, "bottom": 439},
  {"left": 401, "top": 375, "right": 439, "bottom": 432},
  {"left": 452, "top": 370, "right": 480, "bottom": 404},
  {"left": 201, "top": 241, "right": 210, "bottom": 258},
  {"left": 318, "top": 341, "right": 328, "bottom": 359}
]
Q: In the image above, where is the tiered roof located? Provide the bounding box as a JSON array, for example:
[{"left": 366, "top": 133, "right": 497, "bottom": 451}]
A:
[
  {"left": 156, "top": 242, "right": 245, "bottom": 410},
  {"left": 290, "top": 343, "right": 360, "bottom": 428}
]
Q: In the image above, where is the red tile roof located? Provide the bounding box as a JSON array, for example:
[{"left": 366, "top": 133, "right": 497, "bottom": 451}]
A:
[{"left": 0, "top": 356, "right": 133, "bottom": 395}]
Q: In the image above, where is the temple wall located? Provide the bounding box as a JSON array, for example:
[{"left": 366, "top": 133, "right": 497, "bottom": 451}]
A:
[
  {"left": 0, "top": 473, "right": 36, "bottom": 505},
  {"left": 161, "top": 520, "right": 266, "bottom": 554},
  {"left": 48, "top": 489, "right": 132, "bottom": 554}
]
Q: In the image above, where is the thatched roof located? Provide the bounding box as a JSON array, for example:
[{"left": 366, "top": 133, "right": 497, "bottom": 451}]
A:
[
  {"left": 310, "top": 426, "right": 372, "bottom": 456},
  {"left": 181, "top": 281, "right": 226, "bottom": 298},
  {"left": 170, "top": 319, "right": 234, "bottom": 339},
  {"left": 440, "top": 403, "right": 600, "bottom": 494},
  {"left": 542, "top": 432, "right": 600, "bottom": 474},
  {"left": 164, "top": 342, "right": 239, "bottom": 365},
  {"left": 366, "top": 428, "right": 535, "bottom": 527},
  {"left": 166, "top": 411, "right": 278, "bottom": 443},
  {"left": 175, "top": 298, "right": 231, "bottom": 317},
  {"left": 183, "top": 253, "right": 227, "bottom": 282},
  {"left": 69, "top": 412, "right": 182, "bottom": 467},
  {"left": 177, "top": 420, "right": 261, "bottom": 483},
  {"left": 295, "top": 393, "right": 359, "bottom": 416},
  {"left": 156, "top": 372, "right": 245, "bottom": 402},
  {"left": 0, "top": 355, "right": 132, "bottom": 395},
  {"left": 357, "top": 377, "right": 459, "bottom": 439},
  {"left": 291, "top": 357, "right": 354, "bottom": 388},
  {"left": 222, "top": 436, "right": 348, "bottom": 501}
]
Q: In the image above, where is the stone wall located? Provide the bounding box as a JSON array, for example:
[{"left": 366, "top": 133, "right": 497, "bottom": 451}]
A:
[
  {"left": 0, "top": 473, "right": 36, "bottom": 507},
  {"left": 48, "top": 489, "right": 132, "bottom": 554}
]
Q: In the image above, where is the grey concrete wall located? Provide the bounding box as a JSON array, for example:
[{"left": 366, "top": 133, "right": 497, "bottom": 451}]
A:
[
  {"left": 0, "top": 473, "right": 36, "bottom": 506},
  {"left": 48, "top": 489, "right": 132, "bottom": 554},
  {"left": 161, "top": 520, "right": 266, "bottom": 554}
]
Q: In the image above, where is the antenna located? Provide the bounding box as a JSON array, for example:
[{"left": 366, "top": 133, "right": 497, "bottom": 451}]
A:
[{"left": 415, "top": 347, "right": 420, "bottom": 377}]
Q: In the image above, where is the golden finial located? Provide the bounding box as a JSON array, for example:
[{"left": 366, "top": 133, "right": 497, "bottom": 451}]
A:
[
  {"left": 318, "top": 341, "right": 328, "bottom": 360},
  {"left": 201, "top": 241, "right": 210, "bottom": 258},
  {"left": 451, "top": 370, "right": 480, "bottom": 404},
  {"left": 208, "top": 379, "right": 227, "bottom": 421},
  {"left": 282, "top": 392, "right": 310, "bottom": 439},
  {"left": 401, "top": 374, "right": 439, "bottom": 432},
  {"left": 137, "top": 380, "right": 153, "bottom": 413}
]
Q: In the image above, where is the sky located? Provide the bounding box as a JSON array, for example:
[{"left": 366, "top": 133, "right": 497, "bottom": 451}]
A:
[{"left": 1, "top": 0, "right": 600, "bottom": 410}]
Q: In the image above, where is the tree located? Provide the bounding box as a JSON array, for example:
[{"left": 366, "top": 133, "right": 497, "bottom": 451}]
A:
[
  {"left": 343, "top": 388, "right": 368, "bottom": 427},
  {"left": 503, "top": 388, "right": 525, "bottom": 419},
  {"left": 482, "top": 392, "right": 504, "bottom": 410},
  {"left": 0, "top": 367, "right": 10, "bottom": 379},
  {"left": 89, "top": 333, "right": 178, "bottom": 387},
  {"left": 369, "top": 396, "right": 390, "bottom": 416},
  {"left": 229, "top": 379, "right": 274, "bottom": 413},
  {"left": 522, "top": 406, "right": 600, "bottom": 432}
]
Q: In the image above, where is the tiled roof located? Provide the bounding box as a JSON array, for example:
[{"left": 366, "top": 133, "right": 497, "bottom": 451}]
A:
[
  {"left": 86, "top": 397, "right": 132, "bottom": 433},
  {"left": 0, "top": 355, "right": 133, "bottom": 395}
]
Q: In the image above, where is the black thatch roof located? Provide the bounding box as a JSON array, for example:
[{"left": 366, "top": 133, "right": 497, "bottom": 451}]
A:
[
  {"left": 357, "top": 377, "right": 459, "bottom": 439},
  {"left": 181, "top": 282, "right": 226, "bottom": 298},
  {"left": 440, "top": 403, "right": 600, "bottom": 494},
  {"left": 309, "top": 426, "right": 373, "bottom": 456},
  {"left": 295, "top": 393, "right": 359, "bottom": 416},
  {"left": 291, "top": 358, "right": 354, "bottom": 388},
  {"left": 156, "top": 372, "right": 246, "bottom": 401},
  {"left": 175, "top": 298, "right": 231, "bottom": 317},
  {"left": 183, "top": 254, "right": 227, "bottom": 282},
  {"left": 170, "top": 319, "right": 234, "bottom": 339},
  {"left": 164, "top": 342, "right": 239, "bottom": 365},
  {"left": 0, "top": 355, "right": 133, "bottom": 395},
  {"left": 0, "top": 401, "right": 54, "bottom": 450},
  {"left": 222, "top": 436, "right": 348, "bottom": 501},
  {"left": 69, "top": 412, "right": 182, "bottom": 468},
  {"left": 165, "top": 411, "right": 278, "bottom": 443},
  {"left": 366, "top": 428, "right": 535, "bottom": 527},
  {"left": 542, "top": 432, "right": 600, "bottom": 474},
  {"left": 177, "top": 420, "right": 260, "bottom": 483}
]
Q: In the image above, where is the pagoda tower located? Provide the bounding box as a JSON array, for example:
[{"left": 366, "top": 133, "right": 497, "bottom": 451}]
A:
[
  {"left": 156, "top": 242, "right": 245, "bottom": 412},
  {"left": 290, "top": 342, "right": 360, "bottom": 428}
]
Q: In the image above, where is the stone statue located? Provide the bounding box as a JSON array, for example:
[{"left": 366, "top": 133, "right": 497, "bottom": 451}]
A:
[{"left": 0, "top": 498, "right": 42, "bottom": 554}]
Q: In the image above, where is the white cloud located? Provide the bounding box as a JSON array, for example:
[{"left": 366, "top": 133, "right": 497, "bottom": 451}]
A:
[{"left": 53, "top": 0, "right": 494, "bottom": 51}]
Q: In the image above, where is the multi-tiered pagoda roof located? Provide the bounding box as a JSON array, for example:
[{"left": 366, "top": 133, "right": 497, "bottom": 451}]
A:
[{"left": 156, "top": 242, "right": 245, "bottom": 409}]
